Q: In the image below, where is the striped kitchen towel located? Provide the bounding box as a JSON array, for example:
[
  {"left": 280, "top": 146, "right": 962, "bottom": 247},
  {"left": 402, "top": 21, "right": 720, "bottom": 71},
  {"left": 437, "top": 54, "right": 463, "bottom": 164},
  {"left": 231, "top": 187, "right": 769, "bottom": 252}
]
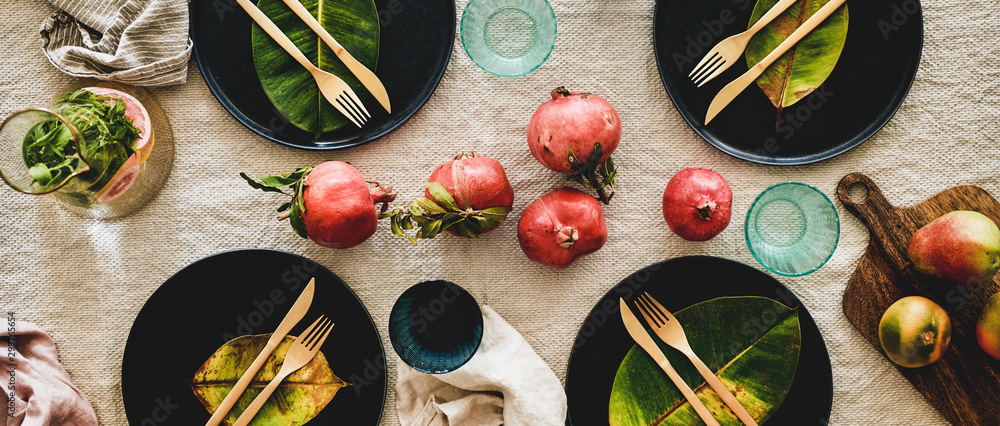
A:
[{"left": 39, "top": 0, "right": 192, "bottom": 86}]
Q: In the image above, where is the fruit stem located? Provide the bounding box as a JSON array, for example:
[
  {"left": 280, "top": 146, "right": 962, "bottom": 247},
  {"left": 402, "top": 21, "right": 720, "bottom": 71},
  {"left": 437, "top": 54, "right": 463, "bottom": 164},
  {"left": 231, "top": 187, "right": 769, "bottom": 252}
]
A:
[
  {"left": 696, "top": 201, "right": 718, "bottom": 220},
  {"left": 454, "top": 152, "right": 478, "bottom": 160},
  {"left": 277, "top": 210, "right": 290, "bottom": 221},
  {"left": 596, "top": 186, "right": 613, "bottom": 205},
  {"left": 460, "top": 207, "right": 485, "bottom": 218},
  {"left": 552, "top": 86, "right": 572, "bottom": 99},
  {"left": 367, "top": 181, "right": 398, "bottom": 214}
]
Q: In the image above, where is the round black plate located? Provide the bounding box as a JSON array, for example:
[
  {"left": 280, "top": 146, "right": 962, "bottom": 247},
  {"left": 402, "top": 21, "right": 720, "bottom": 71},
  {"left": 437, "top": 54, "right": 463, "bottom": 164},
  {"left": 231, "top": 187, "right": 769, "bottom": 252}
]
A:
[
  {"left": 121, "top": 249, "right": 386, "bottom": 425},
  {"left": 654, "top": 0, "right": 923, "bottom": 164},
  {"left": 190, "top": 0, "right": 456, "bottom": 150},
  {"left": 566, "top": 256, "right": 833, "bottom": 424}
]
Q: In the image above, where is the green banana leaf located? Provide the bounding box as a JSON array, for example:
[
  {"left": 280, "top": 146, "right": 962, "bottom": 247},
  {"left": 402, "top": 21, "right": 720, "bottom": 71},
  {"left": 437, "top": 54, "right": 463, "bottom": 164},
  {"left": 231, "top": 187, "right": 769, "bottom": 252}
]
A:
[
  {"left": 745, "top": 0, "right": 848, "bottom": 113},
  {"left": 190, "top": 334, "right": 349, "bottom": 425},
  {"left": 251, "top": 0, "right": 379, "bottom": 137},
  {"left": 609, "top": 297, "right": 801, "bottom": 426}
]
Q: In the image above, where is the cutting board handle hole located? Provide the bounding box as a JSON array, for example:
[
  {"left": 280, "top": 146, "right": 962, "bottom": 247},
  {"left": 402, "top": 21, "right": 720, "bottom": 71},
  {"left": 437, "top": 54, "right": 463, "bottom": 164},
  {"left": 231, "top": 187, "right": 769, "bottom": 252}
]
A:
[{"left": 847, "top": 182, "right": 870, "bottom": 204}]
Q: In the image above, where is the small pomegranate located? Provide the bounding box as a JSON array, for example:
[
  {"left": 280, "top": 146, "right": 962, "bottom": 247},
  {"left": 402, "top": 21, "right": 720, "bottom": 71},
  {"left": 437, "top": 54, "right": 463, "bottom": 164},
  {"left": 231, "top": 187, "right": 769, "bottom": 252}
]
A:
[
  {"left": 662, "top": 167, "right": 732, "bottom": 242},
  {"left": 518, "top": 187, "right": 608, "bottom": 269},
  {"left": 424, "top": 153, "right": 514, "bottom": 236},
  {"left": 302, "top": 161, "right": 396, "bottom": 248},
  {"left": 382, "top": 153, "right": 515, "bottom": 244},
  {"left": 527, "top": 87, "right": 621, "bottom": 204},
  {"left": 242, "top": 161, "right": 396, "bottom": 249}
]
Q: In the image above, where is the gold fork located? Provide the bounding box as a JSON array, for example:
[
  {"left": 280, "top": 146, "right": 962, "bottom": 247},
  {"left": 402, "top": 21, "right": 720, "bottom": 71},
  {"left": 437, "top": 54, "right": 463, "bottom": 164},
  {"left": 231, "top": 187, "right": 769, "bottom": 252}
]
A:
[
  {"left": 636, "top": 292, "right": 759, "bottom": 426},
  {"left": 689, "top": 0, "right": 797, "bottom": 87},
  {"left": 232, "top": 316, "right": 335, "bottom": 426},
  {"left": 234, "top": 0, "right": 370, "bottom": 127}
]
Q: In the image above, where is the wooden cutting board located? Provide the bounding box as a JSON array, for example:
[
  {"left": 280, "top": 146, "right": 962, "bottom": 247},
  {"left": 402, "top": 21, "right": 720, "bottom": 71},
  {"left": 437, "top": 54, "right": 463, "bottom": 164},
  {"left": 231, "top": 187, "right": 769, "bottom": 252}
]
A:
[{"left": 838, "top": 173, "right": 1000, "bottom": 425}]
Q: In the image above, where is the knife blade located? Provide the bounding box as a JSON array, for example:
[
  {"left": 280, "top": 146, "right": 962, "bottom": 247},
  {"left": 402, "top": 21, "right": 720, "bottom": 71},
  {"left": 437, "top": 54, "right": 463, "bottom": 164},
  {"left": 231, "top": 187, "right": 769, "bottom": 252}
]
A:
[
  {"left": 704, "top": 0, "right": 848, "bottom": 125},
  {"left": 283, "top": 0, "right": 392, "bottom": 114},
  {"left": 205, "top": 278, "right": 316, "bottom": 426},
  {"left": 619, "top": 298, "right": 721, "bottom": 426}
]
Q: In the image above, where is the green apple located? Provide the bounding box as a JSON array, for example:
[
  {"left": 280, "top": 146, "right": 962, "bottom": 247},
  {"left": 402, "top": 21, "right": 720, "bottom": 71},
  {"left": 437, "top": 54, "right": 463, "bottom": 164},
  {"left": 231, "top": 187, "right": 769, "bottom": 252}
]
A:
[{"left": 907, "top": 211, "right": 1000, "bottom": 284}]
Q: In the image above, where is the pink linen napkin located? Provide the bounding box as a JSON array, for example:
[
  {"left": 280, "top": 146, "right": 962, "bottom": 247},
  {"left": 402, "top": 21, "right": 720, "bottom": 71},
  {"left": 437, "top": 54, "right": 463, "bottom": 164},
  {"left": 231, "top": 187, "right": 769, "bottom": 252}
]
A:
[{"left": 2, "top": 319, "right": 98, "bottom": 426}]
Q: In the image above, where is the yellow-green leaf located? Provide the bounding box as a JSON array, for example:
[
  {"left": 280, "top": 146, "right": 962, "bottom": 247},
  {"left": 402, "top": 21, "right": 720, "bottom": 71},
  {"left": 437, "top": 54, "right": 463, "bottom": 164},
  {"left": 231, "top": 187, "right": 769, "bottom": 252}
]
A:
[
  {"left": 745, "top": 0, "right": 848, "bottom": 111},
  {"left": 252, "top": 0, "right": 379, "bottom": 137},
  {"left": 190, "top": 334, "right": 349, "bottom": 425},
  {"left": 609, "top": 297, "right": 801, "bottom": 426}
]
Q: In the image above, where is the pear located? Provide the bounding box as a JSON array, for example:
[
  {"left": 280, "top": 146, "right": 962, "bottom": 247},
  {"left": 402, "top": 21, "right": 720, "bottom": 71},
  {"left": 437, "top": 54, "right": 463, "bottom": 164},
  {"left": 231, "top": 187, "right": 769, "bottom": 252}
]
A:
[{"left": 907, "top": 211, "right": 1000, "bottom": 284}]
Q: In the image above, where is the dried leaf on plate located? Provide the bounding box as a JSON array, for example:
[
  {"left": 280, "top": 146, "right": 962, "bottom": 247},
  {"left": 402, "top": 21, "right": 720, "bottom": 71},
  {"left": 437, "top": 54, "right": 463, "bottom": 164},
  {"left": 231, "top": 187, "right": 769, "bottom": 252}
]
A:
[
  {"left": 190, "top": 334, "right": 349, "bottom": 425},
  {"left": 745, "top": 0, "right": 848, "bottom": 114},
  {"left": 609, "top": 297, "right": 801, "bottom": 426}
]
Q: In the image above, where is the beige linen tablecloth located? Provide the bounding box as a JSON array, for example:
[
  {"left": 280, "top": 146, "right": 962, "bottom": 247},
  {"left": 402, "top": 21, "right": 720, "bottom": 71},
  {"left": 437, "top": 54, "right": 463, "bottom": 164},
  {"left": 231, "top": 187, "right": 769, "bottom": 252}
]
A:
[{"left": 2, "top": 0, "right": 999, "bottom": 424}]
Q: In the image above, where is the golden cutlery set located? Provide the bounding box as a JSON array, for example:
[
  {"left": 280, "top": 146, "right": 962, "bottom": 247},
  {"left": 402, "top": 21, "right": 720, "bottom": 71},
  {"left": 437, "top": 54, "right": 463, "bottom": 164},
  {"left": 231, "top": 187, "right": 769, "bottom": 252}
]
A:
[
  {"left": 205, "top": 278, "right": 333, "bottom": 426},
  {"left": 698, "top": 0, "right": 849, "bottom": 124},
  {"left": 621, "top": 292, "right": 759, "bottom": 426},
  {"left": 234, "top": 0, "right": 391, "bottom": 128},
  {"left": 236, "top": 0, "right": 844, "bottom": 128}
]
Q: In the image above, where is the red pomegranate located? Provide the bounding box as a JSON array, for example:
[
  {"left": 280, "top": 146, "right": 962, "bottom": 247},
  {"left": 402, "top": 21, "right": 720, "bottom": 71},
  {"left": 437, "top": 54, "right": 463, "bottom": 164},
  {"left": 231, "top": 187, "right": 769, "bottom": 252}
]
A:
[
  {"left": 662, "top": 167, "right": 732, "bottom": 242},
  {"left": 424, "top": 153, "right": 514, "bottom": 235},
  {"left": 302, "top": 161, "right": 396, "bottom": 249},
  {"left": 518, "top": 187, "right": 608, "bottom": 269},
  {"left": 527, "top": 87, "right": 621, "bottom": 174}
]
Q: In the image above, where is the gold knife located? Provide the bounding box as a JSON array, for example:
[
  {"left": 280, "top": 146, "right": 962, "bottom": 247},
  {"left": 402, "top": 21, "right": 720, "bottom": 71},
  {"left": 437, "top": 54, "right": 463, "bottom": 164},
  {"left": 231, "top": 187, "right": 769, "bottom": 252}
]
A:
[
  {"left": 205, "top": 278, "right": 316, "bottom": 426},
  {"left": 619, "top": 298, "right": 721, "bottom": 426},
  {"left": 704, "top": 0, "right": 848, "bottom": 125},
  {"left": 283, "top": 0, "right": 392, "bottom": 114}
]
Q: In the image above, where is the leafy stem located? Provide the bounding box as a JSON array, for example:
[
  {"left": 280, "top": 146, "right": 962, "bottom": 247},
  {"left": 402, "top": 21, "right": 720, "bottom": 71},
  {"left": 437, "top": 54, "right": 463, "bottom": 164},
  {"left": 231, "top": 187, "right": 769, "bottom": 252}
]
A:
[
  {"left": 241, "top": 166, "right": 314, "bottom": 239},
  {"left": 567, "top": 142, "right": 617, "bottom": 204},
  {"left": 379, "top": 182, "right": 513, "bottom": 245}
]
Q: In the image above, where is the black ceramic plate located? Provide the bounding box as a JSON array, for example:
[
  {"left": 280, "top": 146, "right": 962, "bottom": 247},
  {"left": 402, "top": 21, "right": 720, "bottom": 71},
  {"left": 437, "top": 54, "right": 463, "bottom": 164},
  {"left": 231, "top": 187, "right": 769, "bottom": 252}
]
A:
[
  {"left": 121, "top": 249, "right": 386, "bottom": 425},
  {"left": 654, "top": 0, "right": 923, "bottom": 164},
  {"left": 190, "top": 0, "right": 455, "bottom": 150},
  {"left": 566, "top": 256, "right": 833, "bottom": 425}
]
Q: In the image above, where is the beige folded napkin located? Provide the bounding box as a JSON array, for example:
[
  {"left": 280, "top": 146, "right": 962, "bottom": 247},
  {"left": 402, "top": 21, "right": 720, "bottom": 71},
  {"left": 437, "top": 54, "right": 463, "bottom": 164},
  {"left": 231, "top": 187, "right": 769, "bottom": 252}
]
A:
[
  {"left": 2, "top": 319, "right": 98, "bottom": 426},
  {"left": 396, "top": 305, "right": 567, "bottom": 426},
  {"left": 39, "top": 0, "right": 192, "bottom": 86}
]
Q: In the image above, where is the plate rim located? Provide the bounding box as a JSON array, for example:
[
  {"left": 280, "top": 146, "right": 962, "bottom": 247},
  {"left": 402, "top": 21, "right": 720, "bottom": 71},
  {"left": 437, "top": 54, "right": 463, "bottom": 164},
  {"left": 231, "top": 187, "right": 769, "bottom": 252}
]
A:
[
  {"left": 652, "top": 0, "right": 925, "bottom": 165},
  {"left": 189, "top": 0, "right": 457, "bottom": 151},
  {"left": 119, "top": 247, "right": 387, "bottom": 424},
  {"left": 564, "top": 255, "right": 834, "bottom": 424}
]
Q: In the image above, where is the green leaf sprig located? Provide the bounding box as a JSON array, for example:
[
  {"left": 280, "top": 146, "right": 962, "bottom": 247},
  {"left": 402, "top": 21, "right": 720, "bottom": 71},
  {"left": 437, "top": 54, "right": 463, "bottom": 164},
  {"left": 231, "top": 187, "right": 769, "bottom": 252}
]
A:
[
  {"left": 22, "top": 89, "right": 141, "bottom": 189},
  {"left": 567, "top": 142, "right": 617, "bottom": 204},
  {"left": 379, "top": 182, "right": 513, "bottom": 245},
  {"left": 241, "top": 167, "right": 314, "bottom": 239}
]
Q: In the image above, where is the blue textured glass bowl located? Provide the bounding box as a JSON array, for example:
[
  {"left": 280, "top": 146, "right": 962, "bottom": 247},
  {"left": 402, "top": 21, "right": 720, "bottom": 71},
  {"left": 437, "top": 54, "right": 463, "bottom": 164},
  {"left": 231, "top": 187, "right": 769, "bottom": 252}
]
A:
[
  {"left": 745, "top": 182, "right": 840, "bottom": 277},
  {"left": 460, "top": 0, "right": 557, "bottom": 77},
  {"left": 389, "top": 280, "right": 483, "bottom": 374}
]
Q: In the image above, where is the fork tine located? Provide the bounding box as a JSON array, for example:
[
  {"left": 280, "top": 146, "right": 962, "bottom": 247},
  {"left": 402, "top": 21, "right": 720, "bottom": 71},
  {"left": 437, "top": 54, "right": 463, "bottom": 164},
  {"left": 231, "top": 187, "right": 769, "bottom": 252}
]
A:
[
  {"left": 692, "top": 57, "right": 725, "bottom": 86},
  {"left": 637, "top": 294, "right": 667, "bottom": 325},
  {"left": 305, "top": 318, "right": 334, "bottom": 350},
  {"left": 335, "top": 96, "right": 365, "bottom": 126},
  {"left": 338, "top": 94, "right": 368, "bottom": 125},
  {"left": 691, "top": 54, "right": 723, "bottom": 83},
  {"left": 299, "top": 315, "right": 325, "bottom": 337},
  {"left": 692, "top": 61, "right": 720, "bottom": 86},
  {"left": 642, "top": 292, "right": 675, "bottom": 323},
  {"left": 695, "top": 61, "right": 728, "bottom": 87},
  {"left": 343, "top": 88, "right": 370, "bottom": 120},
  {"left": 330, "top": 99, "right": 363, "bottom": 128},
  {"left": 634, "top": 298, "right": 661, "bottom": 327},
  {"left": 689, "top": 51, "right": 719, "bottom": 78}
]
